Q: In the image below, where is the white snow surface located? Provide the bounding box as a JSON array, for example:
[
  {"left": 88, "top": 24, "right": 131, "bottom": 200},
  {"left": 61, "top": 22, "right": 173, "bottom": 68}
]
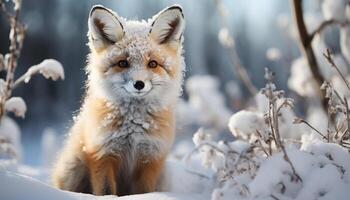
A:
[
  {"left": 0, "top": 170, "right": 206, "bottom": 200},
  {"left": 0, "top": 157, "right": 213, "bottom": 200}
]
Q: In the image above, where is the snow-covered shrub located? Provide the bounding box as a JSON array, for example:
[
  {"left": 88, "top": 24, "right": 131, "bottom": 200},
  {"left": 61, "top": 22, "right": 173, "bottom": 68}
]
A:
[
  {"left": 0, "top": 0, "right": 64, "bottom": 166},
  {"left": 188, "top": 68, "right": 350, "bottom": 200},
  {"left": 279, "top": 0, "right": 350, "bottom": 102}
]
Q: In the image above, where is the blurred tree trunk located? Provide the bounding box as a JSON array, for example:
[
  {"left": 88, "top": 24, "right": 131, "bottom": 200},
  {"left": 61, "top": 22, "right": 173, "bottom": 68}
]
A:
[{"left": 290, "top": 0, "right": 327, "bottom": 111}]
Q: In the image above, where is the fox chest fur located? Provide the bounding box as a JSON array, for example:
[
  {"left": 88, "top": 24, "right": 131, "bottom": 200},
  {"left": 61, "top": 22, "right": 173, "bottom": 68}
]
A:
[{"left": 80, "top": 98, "right": 175, "bottom": 165}]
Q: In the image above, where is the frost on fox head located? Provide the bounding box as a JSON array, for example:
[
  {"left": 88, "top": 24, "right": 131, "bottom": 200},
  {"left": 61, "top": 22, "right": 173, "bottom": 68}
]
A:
[{"left": 86, "top": 5, "right": 185, "bottom": 110}]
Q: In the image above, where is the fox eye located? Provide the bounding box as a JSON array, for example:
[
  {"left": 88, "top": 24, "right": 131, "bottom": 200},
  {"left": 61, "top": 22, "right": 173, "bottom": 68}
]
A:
[
  {"left": 117, "top": 60, "right": 129, "bottom": 68},
  {"left": 148, "top": 60, "right": 158, "bottom": 68}
]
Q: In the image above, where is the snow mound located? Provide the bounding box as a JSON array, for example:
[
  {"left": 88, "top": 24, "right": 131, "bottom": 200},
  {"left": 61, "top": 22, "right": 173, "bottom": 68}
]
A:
[{"left": 0, "top": 158, "right": 212, "bottom": 200}]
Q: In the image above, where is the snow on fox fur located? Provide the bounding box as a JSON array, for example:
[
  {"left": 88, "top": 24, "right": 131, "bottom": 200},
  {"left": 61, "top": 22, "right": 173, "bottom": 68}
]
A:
[{"left": 52, "top": 4, "right": 185, "bottom": 196}]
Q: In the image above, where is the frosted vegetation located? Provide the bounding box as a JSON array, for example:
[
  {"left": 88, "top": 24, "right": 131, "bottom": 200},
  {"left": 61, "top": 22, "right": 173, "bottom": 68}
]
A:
[
  {"left": 0, "top": 0, "right": 64, "bottom": 170},
  {"left": 2, "top": 0, "right": 350, "bottom": 200}
]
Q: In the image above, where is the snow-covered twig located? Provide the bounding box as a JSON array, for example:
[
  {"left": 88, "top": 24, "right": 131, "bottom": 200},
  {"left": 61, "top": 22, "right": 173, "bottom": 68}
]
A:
[
  {"left": 0, "top": 0, "right": 64, "bottom": 161},
  {"left": 13, "top": 59, "right": 65, "bottom": 89},
  {"left": 0, "top": 1, "right": 64, "bottom": 119},
  {"left": 263, "top": 68, "right": 302, "bottom": 182},
  {"left": 0, "top": 0, "right": 26, "bottom": 118}
]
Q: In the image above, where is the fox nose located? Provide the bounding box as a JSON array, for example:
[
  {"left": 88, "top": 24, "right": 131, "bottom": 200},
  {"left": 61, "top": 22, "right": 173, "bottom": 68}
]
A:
[{"left": 134, "top": 80, "right": 145, "bottom": 90}]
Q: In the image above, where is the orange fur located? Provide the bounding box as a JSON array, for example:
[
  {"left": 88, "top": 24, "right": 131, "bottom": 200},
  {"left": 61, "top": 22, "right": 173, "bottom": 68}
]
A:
[
  {"left": 132, "top": 156, "right": 166, "bottom": 194},
  {"left": 52, "top": 97, "right": 175, "bottom": 196}
]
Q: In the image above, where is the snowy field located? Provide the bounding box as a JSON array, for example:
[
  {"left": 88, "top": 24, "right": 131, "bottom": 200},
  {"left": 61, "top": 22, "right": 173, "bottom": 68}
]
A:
[{"left": 0, "top": 161, "right": 211, "bottom": 200}]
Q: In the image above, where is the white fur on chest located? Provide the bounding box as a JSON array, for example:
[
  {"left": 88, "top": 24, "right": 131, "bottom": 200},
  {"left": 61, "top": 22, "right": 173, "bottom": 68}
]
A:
[{"left": 93, "top": 100, "right": 169, "bottom": 162}]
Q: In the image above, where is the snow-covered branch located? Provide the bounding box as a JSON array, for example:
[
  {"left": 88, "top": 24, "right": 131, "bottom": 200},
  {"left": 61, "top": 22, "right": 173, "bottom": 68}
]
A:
[
  {"left": 0, "top": 0, "right": 64, "bottom": 162},
  {"left": 13, "top": 59, "right": 64, "bottom": 89}
]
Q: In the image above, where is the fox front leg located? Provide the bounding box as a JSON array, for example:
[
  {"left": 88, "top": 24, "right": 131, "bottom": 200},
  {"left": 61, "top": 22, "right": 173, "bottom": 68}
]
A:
[
  {"left": 89, "top": 156, "right": 120, "bottom": 195},
  {"left": 132, "top": 156, "right": 165, "bottom": 194}
]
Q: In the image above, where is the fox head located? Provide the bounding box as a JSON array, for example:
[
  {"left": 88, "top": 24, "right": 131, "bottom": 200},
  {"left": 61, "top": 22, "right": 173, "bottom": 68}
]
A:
[{"left": 86, "top": 5, "right": 185, "bottom": 108}]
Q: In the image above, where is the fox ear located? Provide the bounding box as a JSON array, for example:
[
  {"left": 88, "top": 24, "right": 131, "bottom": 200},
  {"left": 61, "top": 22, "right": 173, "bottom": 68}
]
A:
[
  {"left": 150, "top": 5, "right": 185, "bottom": 46},
  {"left": 88, "top": 5, "right": 124, "bottom": 51}
]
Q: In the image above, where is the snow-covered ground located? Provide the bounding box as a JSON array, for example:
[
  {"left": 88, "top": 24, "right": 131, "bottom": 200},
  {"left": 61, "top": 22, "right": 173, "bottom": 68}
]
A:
[
  {"left": 2, "top": 133, "right": 350, "bottom": 200},
  {"left": 0, "top": 155, "right": 214, "bottom": 199},
  {"left": 0, "top": 166, "right": 209, "bottom": 200}
]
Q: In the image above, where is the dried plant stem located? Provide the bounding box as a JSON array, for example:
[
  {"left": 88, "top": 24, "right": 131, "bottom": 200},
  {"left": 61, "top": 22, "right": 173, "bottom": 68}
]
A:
[
  {"left": 281, "top": 143, "right": 302, "bottom": 181},
  {"left": 185, "top": 169, "right": 211, "bottom": 180},
  {"left": 270, "top": 101, "right": 302, "bottom": 182},
  {"left": 264, "top": 70, "right": 302, "bottom": 182},
  {"left": 13, "top": 66, "right": 40, "bottom": 89},
  {"left": 270, "top": 194, "right": 279, "bottom": 200},
  {"left": 300, "top": 119, "right": 328, "bottom": 140},
  {"left": 323, "top": 49, "right": 350, "bottom": 90},
  {"left": 213, "top": 0, "right": 257, "bottom": 96},
  {"left": 290, "top": 0, "right": 327, "bottom": 111},
  {"left": 310, "top": 19, "right": 350, "bottom": 41},
  {"left": 0, "top": 0, "right": 25, "bottom": 118},
  {"left": 255, "top": 130, "right": 271, "bottom": 157},
  {"left": 342, "top": 98, "right": 350, "bottom": 145}
]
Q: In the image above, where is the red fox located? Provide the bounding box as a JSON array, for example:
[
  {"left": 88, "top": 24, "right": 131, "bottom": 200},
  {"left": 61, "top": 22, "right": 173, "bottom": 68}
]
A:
[{"left": 52, "top": 4, "right": 185, "bottom": 196}]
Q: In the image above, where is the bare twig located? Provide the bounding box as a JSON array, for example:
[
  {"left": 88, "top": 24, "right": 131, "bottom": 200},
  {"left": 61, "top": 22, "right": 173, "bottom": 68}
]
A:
[
  {"left": 310, "top": 19, "right": 350, "bottom": 41},
  {"left": 13, "top": 66, "right": 41, "bottom": 89},
  {"left": 323, "top": 49, "right": 350, "bottom": 90},
  {"left": 295, "top": 118, "right": 327, "bottom": 140},
  {"left": 255, "top": 130, "right": 271, "bottom": 157},
  {"left": 185, "top": 169, "right": 211, "bottom": 180},
  {"left": 280, "top": 142, "right": 302, "bottom": 182},
  {"left": 339, "top": 98, "right": 350, "bottom": 146},
  {"left": 263, "top": 68, "right": 302, "bottom": 182},
  {"left": 270, "top": 194, "right": 279, "bottom": 200}
]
